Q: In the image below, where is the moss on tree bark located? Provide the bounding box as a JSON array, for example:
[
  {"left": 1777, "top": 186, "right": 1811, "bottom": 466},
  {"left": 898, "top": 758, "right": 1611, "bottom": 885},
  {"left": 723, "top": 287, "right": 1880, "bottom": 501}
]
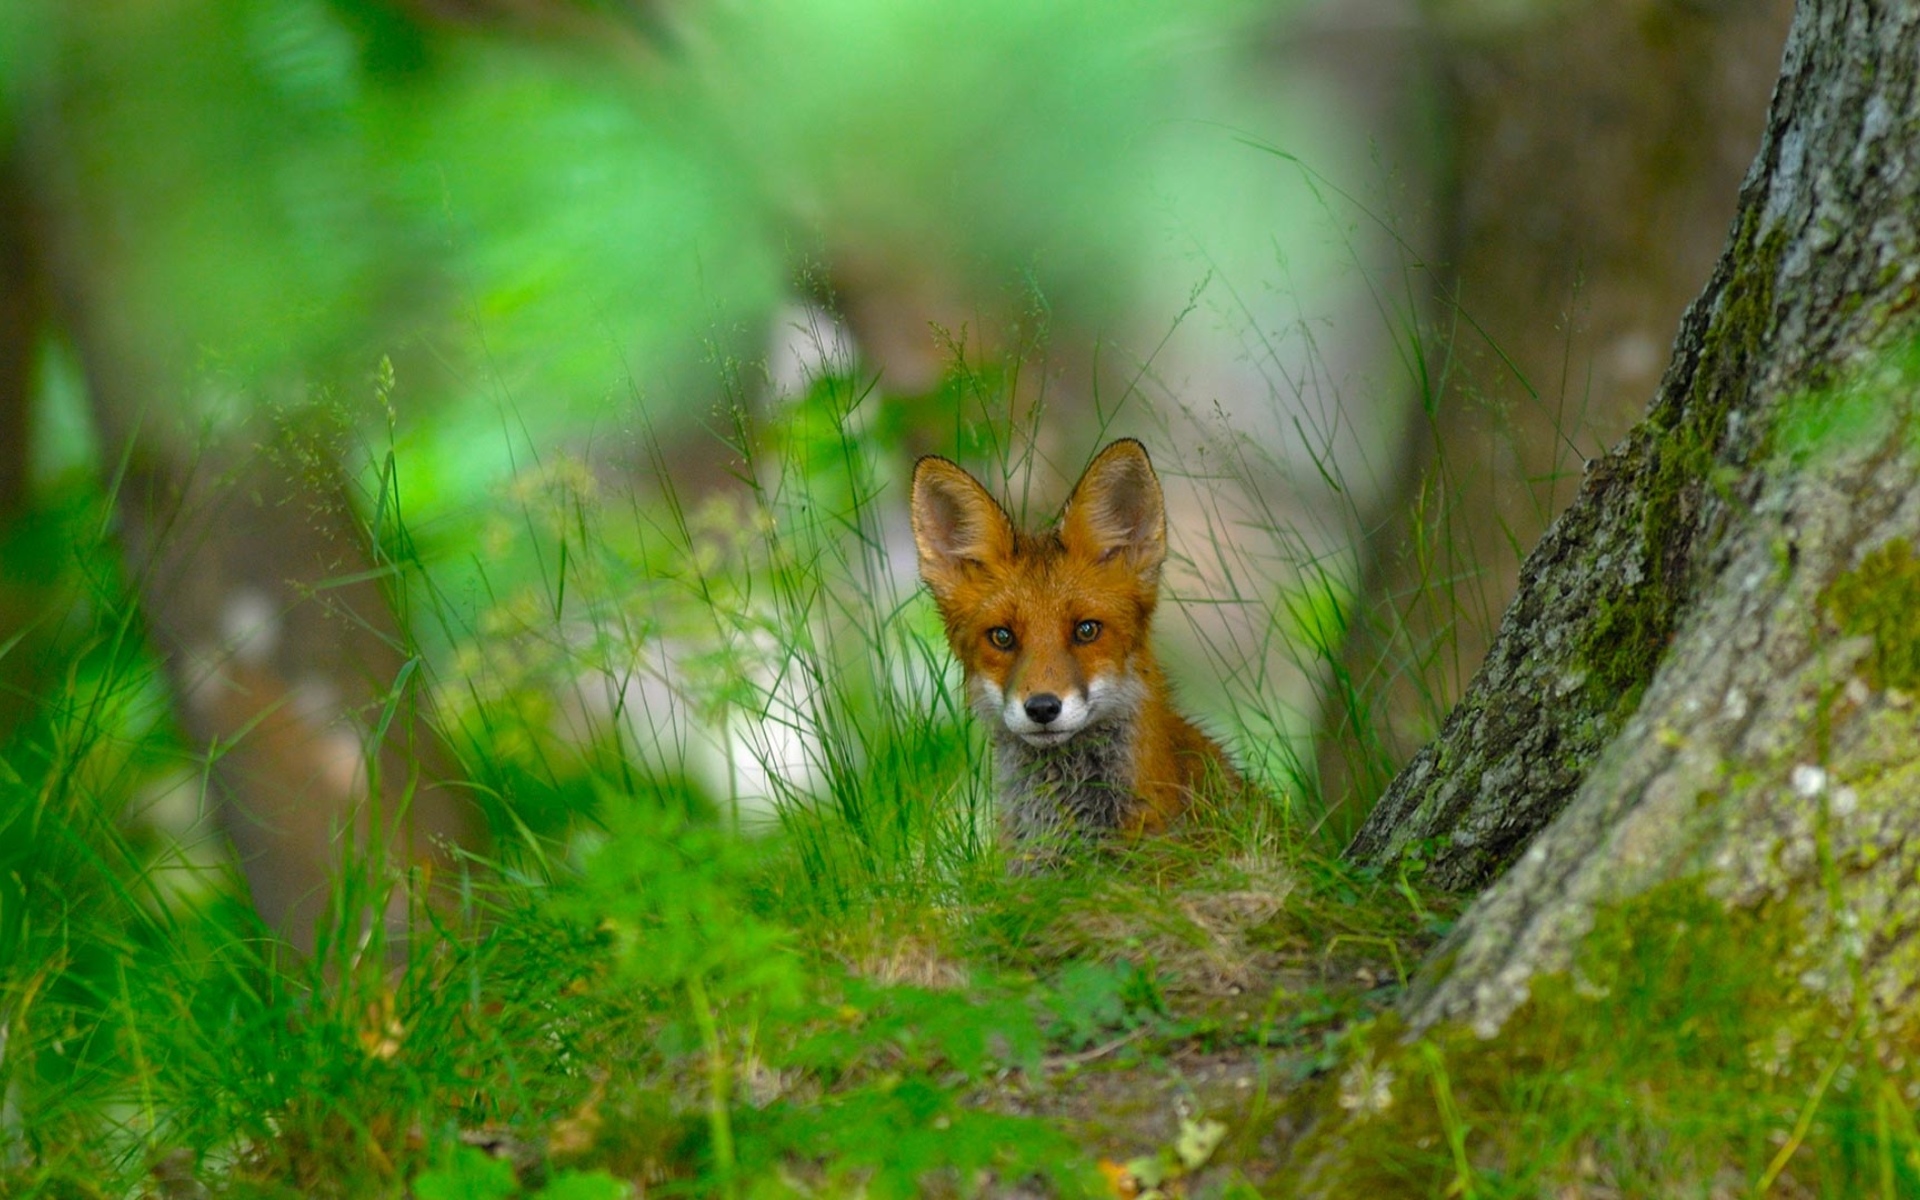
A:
[
  {"left": 1349, "top": 0, "right": 1920, "bottom": 1036},
  {"left": 1280, "top": 4, "right": 1920, "bottom": 1187}
]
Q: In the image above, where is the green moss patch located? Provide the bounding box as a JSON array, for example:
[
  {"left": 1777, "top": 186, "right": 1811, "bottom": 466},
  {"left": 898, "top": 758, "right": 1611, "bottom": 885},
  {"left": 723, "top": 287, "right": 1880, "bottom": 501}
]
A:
[
  {"left": 1277, "top": 881, "right": 1920, "bottom": 1198},
  {"left": 1825, "top": 538, "right": 1920, "bottom": 692},
  {"left": 1579, "top": 218, "right": 1786, "bottom": 717}
]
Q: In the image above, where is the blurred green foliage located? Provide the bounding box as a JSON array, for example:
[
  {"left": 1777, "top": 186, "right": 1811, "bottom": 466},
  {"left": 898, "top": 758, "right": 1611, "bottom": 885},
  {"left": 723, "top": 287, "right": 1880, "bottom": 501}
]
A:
[
  {"left": 0, "top": 7, "right": 1391, "bottom": 1192},
  {"left": 8, "top": 0, "right": 1317, "bottom": 499}
]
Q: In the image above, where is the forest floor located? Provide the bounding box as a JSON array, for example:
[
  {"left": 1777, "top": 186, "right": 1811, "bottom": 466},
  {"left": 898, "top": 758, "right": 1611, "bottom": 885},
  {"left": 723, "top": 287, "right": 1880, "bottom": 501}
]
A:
[
  {"left": 954, "top": 856, "right": 1429, "bottom": 1196},
  {"left": 397, "top": 828, "right": 1445, "bottom": 1200}
]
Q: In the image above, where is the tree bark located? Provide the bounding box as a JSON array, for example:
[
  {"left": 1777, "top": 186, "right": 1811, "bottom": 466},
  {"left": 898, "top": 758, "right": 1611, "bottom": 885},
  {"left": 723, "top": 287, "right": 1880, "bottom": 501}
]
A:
[
  {"left": 1350, "top": 0, "right": 1920, "bottom": 1039},
  {"left": 0, "top": 148, "right": 35, "bottom": 519},
  {"left": 1317, "top": 0, "right": 1793, "bottom": 829}
]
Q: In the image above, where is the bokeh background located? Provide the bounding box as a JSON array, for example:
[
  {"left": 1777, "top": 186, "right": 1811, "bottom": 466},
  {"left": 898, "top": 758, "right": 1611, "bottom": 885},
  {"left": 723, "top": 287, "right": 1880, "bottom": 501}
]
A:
[
  {"left": 0, "top": 0, "right": 1789, "bottom": 939},
  {"left": 0, "top": 1, "right": 1807, "bottom": 1192}
]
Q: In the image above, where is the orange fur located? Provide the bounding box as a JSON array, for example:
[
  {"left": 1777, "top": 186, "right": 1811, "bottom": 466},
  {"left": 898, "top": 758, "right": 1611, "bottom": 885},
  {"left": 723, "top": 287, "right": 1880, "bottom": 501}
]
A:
[{"left": 911, "top": 439, "right": 1240, "bottom": 849}]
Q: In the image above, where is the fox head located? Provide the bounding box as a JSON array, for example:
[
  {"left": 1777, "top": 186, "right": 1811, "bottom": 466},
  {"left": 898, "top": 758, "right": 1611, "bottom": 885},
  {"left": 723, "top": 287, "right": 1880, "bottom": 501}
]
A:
[{"left": 911, "top": 439, "right": 1167, "bottom": 749}]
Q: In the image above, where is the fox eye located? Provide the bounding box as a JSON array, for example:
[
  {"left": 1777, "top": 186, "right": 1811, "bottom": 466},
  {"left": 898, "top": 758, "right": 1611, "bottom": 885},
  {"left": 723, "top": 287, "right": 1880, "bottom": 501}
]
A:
[
  {"left": 1073, "top": 619, "right": 1102, "bottom": 644},
  {"left": 987, "top": 627, "right": 1016, "bottom": 650}
]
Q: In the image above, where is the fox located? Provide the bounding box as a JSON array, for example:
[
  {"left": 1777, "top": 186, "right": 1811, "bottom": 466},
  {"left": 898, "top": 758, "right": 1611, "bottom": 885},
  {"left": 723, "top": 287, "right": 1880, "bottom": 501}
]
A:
[{"left": 910, "top": 438, "right": 1241, "bottom": 852}]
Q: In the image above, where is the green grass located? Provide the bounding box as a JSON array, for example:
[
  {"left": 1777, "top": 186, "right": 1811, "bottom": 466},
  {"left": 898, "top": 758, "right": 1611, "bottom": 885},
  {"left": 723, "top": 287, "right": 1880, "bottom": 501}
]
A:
[
  {"left": 6, "top": 307, "right": 1912, "bottom": 1198},
  {"left": 0, "top": 348, "right": 1442, "bottom": 1197}
]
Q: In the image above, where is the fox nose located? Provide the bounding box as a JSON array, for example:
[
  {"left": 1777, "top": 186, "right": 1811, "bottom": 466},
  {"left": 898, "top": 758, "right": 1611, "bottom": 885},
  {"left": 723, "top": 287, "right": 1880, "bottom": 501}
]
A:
[{"left": 1024, "top": 693, "right": 1063, "bottom": 725}]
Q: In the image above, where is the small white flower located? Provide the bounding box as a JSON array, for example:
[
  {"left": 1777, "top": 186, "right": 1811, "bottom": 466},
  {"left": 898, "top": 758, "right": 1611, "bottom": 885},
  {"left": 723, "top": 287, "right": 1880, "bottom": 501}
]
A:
[{"left": 1337, "top": 1057, "right": 1396, "bottom": 1116}]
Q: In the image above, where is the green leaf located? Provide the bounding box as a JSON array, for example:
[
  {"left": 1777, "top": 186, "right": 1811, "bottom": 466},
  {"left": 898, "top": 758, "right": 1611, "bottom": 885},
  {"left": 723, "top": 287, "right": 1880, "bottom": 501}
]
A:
[
  {"left": 1045, "top": 960, "right": 1140, "bottom": 1049},
  {"left": 532, "top": 1169, "right": 629, "bottom": 1200},
  {"left": 414, "top": 1145, "right": 520, "bottom": 1200},
  {"left": 1174, "top": 1116, "right": 1227, "bottom": 1171}
]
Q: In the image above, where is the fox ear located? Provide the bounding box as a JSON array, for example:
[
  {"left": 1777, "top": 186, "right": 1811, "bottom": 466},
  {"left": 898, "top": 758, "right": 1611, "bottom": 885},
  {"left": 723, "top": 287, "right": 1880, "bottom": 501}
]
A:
[
  {"left": 1060, "top": 439, "right": 1166, "bottom": 584},
  {"left": 912, "top": 456, "right": 1015, "bottom": 594}
]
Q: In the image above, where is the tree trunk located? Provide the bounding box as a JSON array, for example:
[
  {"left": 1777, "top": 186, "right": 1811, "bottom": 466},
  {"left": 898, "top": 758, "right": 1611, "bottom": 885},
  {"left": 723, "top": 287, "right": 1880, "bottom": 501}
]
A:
[
  {"left": 1348, "top": 0, "right": 1920, "bottom": 1037},
  {"left": 1316, "top": 0, "right": 1793, "bottom": 828},
  {"left": 1277, "top": 4, "right": 1920, "bottom": 1189},
  {"left": 18, "top": 98, "right": 481, "bottom": 953},
  {"left": 0, "top": 148, "right": 36, "bottom": 519}
]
